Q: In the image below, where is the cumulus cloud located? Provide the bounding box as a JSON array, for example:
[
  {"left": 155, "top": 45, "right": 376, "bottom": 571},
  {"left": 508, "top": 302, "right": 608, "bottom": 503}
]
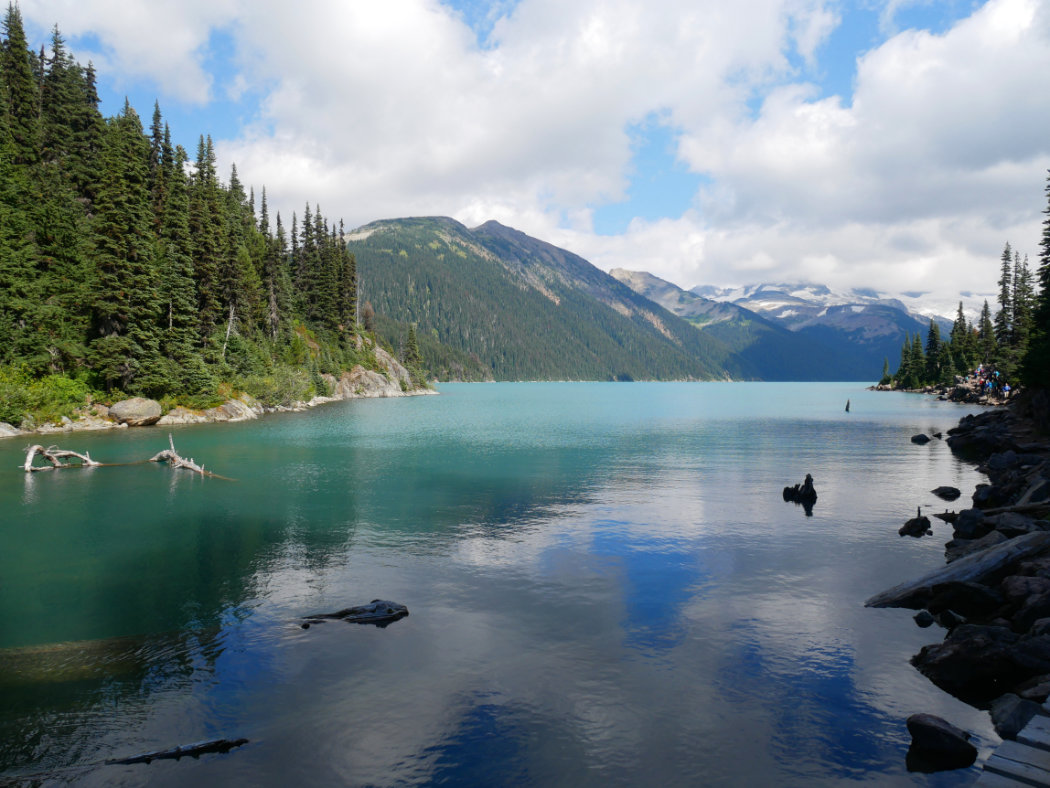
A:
[
  {"left": 21, "top": 0, "right": 239, "bottom": 103},
  {"left": 18, "top": 0, "right": 1050, "bottom": 308}
]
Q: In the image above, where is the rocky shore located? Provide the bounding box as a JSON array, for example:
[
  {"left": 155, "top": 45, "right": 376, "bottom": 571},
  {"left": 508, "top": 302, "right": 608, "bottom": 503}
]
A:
[
  {"left": 0, "top": 347, "right": 433, "bottom": 439},
  {"left": 867, "top": 389, "right": 1050, "bottom": 747},
  {"left": 873, "top": 378, "right": 1013, "bottom": 407}
]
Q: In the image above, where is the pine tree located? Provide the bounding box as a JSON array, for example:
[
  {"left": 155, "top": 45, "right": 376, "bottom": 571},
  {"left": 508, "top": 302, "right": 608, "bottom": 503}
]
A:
[
  {"left": 189, "top": 135, "right": 223, "bottom": 341},
  {"left": 949, "top": 301, "right": 972, "bottom": 375},
  {"left": 1, "top": 4, "right": 41, "bottom": 165},
  {"left": 39, "top": 27, "right": 80, "bottom": 165},
  {"left": 66, "top": 61, "right": 104, "bottom": 204},
  {"left": 924, "top": 319, "right": 941, "bottom": 383},
  {"left": 995, "top": 242, "right": 1013, "bottom": 348},
  {"left": 910, "top": 333, "right": 925, "bottom": 387},
  {"left": 1023, "top": 169, "right": 1050, "bottom": 388},
  {"left": 1013, "top": 252, "right": 1035, "bottom": 359},
  {"left": 88, "top": 102, "right": 162, "bottom": 393},
  {"left": 978, "top": 299, "right": 997, "bottom": 365},
  {"left": 405, "top": 323, "right": 422, "bottom": 371}
]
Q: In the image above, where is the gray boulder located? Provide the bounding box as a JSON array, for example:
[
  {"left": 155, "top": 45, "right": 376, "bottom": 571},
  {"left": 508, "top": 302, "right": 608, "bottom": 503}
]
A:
[
  {"left": 989, "top": 512, "right": 1047, "bottom": 537},
  {"left": 0, "top": 422, "right": 20, "bottom": 438},
  {"left": 1001, "top": 575, "right": 1050, "bottom": 602},
  {"left": 989, "top": 693, "right": 1040, "bottom": 739},
  {"left": 953, "top": 509, "right": 988, "bottom": 540},
  {"left": 910, "top": 624, "right": 1030, "bottom": 703},
  {"left": 109, "top": 397, "right": 162, "bottom": 427},
  {"left": 905, "top": 713, "right": 977, "bottom": 772}
]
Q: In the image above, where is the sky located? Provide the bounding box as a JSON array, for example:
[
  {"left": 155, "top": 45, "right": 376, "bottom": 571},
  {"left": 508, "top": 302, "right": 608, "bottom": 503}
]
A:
[{"left": 17, "top": 0, "right": 1050, "bottom": 313}]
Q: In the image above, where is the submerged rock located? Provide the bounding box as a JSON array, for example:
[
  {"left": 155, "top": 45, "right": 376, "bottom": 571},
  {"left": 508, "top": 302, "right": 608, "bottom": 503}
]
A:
[
  {"left": 931, "top": 486, "right": 961, "bottom": 501},
  {"left": 912, "top": 434, "right": 932, "bottom": 445}
]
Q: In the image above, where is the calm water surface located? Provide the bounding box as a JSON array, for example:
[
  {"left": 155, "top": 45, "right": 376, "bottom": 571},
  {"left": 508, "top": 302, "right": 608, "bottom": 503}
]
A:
[{"left": 0, "top": 383, "right": 993, "bottom": 785}]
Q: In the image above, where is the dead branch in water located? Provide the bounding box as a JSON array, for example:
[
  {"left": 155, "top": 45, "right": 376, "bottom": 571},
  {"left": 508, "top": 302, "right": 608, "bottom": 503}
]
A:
[
  {"left": 148, "top": 434, "right": 230, "bottom": 479},
  {"left": 23, "top": 444, "right": 100, "bottom": 472},
  {"left": 21, "top": 436, "right": 232, "bottom": 479}
]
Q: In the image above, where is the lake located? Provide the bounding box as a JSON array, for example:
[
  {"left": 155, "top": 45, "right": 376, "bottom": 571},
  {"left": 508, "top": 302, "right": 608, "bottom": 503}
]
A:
[{"left": 0, "top": 382, "right": 994, "bottom": 786}]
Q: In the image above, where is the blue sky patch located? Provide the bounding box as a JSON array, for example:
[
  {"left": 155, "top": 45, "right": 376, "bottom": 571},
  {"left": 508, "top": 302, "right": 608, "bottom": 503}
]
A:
[{"left": 592, "top": 117, "right": 706, "bottom": 236}]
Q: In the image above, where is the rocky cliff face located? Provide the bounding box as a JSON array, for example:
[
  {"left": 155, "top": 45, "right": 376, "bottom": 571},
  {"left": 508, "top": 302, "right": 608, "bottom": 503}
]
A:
[{"left": 324, "top": 347, "right": 416, "bottom": 400}]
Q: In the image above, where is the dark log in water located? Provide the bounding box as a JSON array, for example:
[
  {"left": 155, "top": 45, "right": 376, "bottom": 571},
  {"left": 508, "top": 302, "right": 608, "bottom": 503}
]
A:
[
  {"left": 106, "top": 737, "right": 249, "bottom": 765},
  {"left": 301, "top": 599, "right": 409, "bottom": 628}
]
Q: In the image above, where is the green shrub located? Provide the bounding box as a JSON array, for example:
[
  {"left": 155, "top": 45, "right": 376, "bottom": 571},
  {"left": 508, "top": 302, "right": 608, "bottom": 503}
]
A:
[
  {"left": 0, "top": 366, "right": 89, "bottom": 425},
  {"left": 235, "top": 365, "right": 316, "bottom": 407}
]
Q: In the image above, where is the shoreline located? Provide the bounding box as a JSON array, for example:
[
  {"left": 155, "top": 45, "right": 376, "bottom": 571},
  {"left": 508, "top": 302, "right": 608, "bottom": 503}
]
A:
[
  {"left": 866, "top": 388, "right": 1050, "bottom": 751},
  {"left": 0, "top": 346, "right": 435, "bottom": 440}
]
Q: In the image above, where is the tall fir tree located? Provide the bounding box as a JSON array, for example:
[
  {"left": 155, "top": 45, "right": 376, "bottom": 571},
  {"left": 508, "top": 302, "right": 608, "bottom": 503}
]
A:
[
  {"left": 189, "top": 134, "right": 223, "bottom": 341},
  {"left": 1024, "top": 169, "right": 1050, "bottom": 388},
  {"left": 924, "top": 319, "right": 941, "bottom": 383},
  {"left": 88, "top": 102, "right": 162, "bottom": 393},
  {"left": 978, "top": 299, "right": 997, "bottom": 365},
  {"left": 995, "top": 242, "right": 1013, "bottom": 347},
  {"left": 1, "top": 4, "right": 41, "bottom": 166}
]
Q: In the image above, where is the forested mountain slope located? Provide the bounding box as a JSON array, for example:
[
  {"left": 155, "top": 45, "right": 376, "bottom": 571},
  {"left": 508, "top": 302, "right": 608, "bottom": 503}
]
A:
[{"left": 348, "top": 217, "right": 755, "bottom": 381}]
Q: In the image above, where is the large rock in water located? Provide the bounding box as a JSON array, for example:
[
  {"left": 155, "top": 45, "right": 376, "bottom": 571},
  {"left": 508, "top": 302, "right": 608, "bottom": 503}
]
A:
[
  {"left": 905, "top": 713, "right": 977, "bottom": 772},
  {"left": 911, "top": 624, "right": 1050, "bottom": 703},
  {"left": 0, "top": 422, "right": 20, "bottom": 438},
  {"left": 109, "top": 397, "right": 161, "bottom": 426}
]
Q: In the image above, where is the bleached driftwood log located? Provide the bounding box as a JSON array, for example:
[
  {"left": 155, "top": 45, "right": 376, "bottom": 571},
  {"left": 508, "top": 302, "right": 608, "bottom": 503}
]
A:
[
  {"left": 20, "top": 436, "right": 230, "bottom": 479},
  {"left": 23, "top": 444, "right": 100, "bottom": 472},
  {"left": 148, "top": 434, "right": 221, "bottom": 478},
  {"left": 864, "top": 531, "right": 1050, "bottom": 608}
]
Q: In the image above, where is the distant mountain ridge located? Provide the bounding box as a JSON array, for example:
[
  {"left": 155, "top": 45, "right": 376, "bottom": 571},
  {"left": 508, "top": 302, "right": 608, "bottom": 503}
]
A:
[
  {"left": 610, "top": 271, "right": 886, "bottom": 380},
  {"left": 347, "top": 217, "right": 754, "bottom": 382},
  {"left": 691, "top": 282, "right": 950, "bottom": 335},
  {"left": 349, "top": 217, "right": 951, "bottom": 382},
  {"left": 641, "top": 277, "right": 955, "bottom": 380}
]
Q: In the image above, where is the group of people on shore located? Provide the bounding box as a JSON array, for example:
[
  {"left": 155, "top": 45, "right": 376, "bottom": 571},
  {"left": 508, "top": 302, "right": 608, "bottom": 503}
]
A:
[{"left": 970, "top": 364, "right": 1012, "bottom": 400}]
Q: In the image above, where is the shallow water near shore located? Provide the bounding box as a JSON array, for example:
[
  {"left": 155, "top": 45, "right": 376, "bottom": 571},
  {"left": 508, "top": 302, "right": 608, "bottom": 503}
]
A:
[{"left": 0, "top": 382, "right": 996, "bottom": 785}]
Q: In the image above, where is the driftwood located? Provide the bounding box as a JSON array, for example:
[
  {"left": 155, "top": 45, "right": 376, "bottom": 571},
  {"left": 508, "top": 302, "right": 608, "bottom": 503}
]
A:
[
  {"left": 105, "top": 737, "right": 249, "bottom": 765},
  {"left": 23, "top": 444, "right": 100, "bottom": 472},
  {"left": 301, "top": 599, "right": 409, "bottom": 629},
  {"left": 149, "top": 434, "right": 210, "bottom": 476},
  {"left": 865, "top": 531, "right": 1050, "bottom": 608},
  {"left": 21, "top": 435, "right": 231, "bottom": 480}
]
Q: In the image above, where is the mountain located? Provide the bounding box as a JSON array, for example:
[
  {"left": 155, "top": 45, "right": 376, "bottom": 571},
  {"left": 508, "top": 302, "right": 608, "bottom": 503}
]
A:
[
  {"left": 347, "top": 217, "right": 754, "bottom": 381},
  {"left": 691, "top": 282, "right": 951, "bottom": 378},
  {"left": 610, "top": 270, "right": 879, "bottom": 380}
]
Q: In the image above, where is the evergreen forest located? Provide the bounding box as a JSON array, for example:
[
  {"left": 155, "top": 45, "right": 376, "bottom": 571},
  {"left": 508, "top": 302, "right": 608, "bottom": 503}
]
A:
[
  {"left": 0, "top": 8, "right": 405, "bottom": 426},
  {"left": 887, "top": 213, "right": 1050, "bottom": 392}
]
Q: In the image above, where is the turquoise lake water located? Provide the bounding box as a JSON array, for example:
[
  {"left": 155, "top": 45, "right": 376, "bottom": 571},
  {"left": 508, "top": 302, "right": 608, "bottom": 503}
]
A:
[{"left": 0, "top": 382, "right": 997, "bottom": 785}]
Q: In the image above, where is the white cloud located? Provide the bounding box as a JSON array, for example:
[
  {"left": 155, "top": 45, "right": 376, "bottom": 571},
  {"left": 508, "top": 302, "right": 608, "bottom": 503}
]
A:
[{"left": 21, "top": 0, "right": 239, "bottom": 104}]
